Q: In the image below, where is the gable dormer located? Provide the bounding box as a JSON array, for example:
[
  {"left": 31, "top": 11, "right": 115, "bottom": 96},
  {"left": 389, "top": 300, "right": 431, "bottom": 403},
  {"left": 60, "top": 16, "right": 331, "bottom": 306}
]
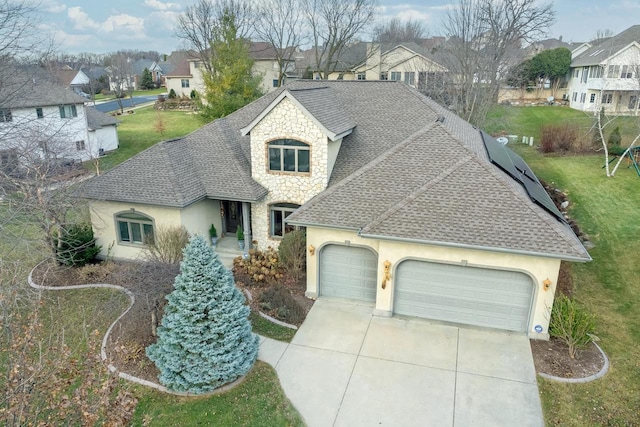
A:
[{"left": 241, "top": 87, "right": 355, "bottom": 195}]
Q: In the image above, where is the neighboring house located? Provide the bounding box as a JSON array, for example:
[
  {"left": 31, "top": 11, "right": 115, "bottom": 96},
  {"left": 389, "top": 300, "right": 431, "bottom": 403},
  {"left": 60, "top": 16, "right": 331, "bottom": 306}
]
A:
[
  {"left": 313, "top": 42, "right": 448, "bottom": 91},
  {"left": 85, "top": 106, "right": 119, "bottom": 156},
  {"left": 51, "top": 68, "right": 91, "bottom": 95},
  {"left": 0, "top": 69, "right": 118, "bottom": 170},
  {"left": 107, "top": 58, "right": 162, "bottom": 92},
  {"left": 164, "top": 43, "right": 296, "bottom": 97},
  {"left": 79, "top": 81, "right": 590, "bottom": 339},
  {"left": 567, "top": 25, "right": 640, "bottom": 114}
]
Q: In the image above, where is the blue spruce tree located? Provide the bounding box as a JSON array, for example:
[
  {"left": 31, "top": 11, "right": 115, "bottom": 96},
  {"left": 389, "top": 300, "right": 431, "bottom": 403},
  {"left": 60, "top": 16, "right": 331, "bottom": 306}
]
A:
[{"left": 146, "top": 235, "right": 259, "bottom": 394}]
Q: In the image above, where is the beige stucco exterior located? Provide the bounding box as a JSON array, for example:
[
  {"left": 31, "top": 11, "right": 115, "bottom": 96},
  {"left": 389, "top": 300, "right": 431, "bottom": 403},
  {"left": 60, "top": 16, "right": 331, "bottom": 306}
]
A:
[
  {"left": 305, "top": 227, "right": 561, "bottom": 340},
  {"left": 89, "top": 198, "right": 221, "bottom": 260}
]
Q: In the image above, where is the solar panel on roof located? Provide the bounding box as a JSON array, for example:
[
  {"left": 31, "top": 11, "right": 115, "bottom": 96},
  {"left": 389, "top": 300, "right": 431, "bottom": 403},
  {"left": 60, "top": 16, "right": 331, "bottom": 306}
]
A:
[{"left": 481, "top": 131, "right": 566, "bottom": 223}]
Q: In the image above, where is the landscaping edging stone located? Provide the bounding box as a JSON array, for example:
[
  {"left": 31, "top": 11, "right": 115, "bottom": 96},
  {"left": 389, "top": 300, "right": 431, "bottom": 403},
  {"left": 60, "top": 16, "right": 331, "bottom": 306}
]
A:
[
  {"left": 243, "top": 288, "right": 298, "bottom": 330},
  {"left": 537, "top": 342, "right": 610, "bottom": 383},
  {"left": 28, "top": 262, "right": 249, "bottom": 397}
]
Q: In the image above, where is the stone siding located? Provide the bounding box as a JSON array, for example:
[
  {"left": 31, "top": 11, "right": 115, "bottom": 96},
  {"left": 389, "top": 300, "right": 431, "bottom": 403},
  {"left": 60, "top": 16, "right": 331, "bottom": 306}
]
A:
[{"left": 250, "top": 97, "right": 329, "bottom": 247}]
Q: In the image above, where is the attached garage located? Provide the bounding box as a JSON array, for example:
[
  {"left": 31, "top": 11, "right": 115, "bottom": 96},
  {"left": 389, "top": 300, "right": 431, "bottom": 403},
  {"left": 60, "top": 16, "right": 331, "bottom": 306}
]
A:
[
  {"left": 394, "top": 260, "right": 534, "bottom": 332},
  {"left": 319, "top": 244, "right": 377, "bottom": 302}
]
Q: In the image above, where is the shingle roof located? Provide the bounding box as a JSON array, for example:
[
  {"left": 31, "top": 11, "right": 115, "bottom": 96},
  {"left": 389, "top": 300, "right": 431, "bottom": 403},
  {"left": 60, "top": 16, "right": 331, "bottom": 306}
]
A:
[
  {"left": 86, "top": 107, "right": 119, "bottom": 130},
  {"left": 0, "top": 68, "right": 87, "bottom": 109},
  {"left": 164, "top": 60, "right": 191, "bottom": 77},
  {"left": 286, "top": 121, "right": 588, "bottom": 260},
  {"left": 241, "top": 86, "right": 355, "bottom": 140},
  {"left": 572, "top": 25, "right": 640, "bottom": 66},
  {"left": 79, "top": 80, "right": 589, "bottom": 261}
]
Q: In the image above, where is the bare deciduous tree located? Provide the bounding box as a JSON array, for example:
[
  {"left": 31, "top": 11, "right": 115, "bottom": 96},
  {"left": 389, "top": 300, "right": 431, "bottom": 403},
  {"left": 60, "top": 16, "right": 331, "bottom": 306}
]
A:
[
  {"left": 174, "top": 0, "right": 253, "bottom": 74},
  {"left": 254, "top": 0, "right": 305, "bottom": 87},
  {"left": 303, "top": 0, "right": 378, "bottom": 79},
  {"left": 441, "top": 0, "right": 555, "bottom": 125},
  {"left": 373, "top": 17, "right": 427, "bottom": 44},
  {"left": 106, "top": 53, "right": 135, "bottom": 114}
]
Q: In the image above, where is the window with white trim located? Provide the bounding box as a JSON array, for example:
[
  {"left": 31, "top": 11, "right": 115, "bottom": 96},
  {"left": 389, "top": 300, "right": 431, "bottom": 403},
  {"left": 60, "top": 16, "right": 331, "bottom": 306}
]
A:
[
  {"left": 404, "top": 72, "right": 415, "bottom": 86},
  {"left": 380, "top": 71, "right": 388, "bottom": 80},
  {"left": 390, "top": 71, "right": 401, "bottom": 81},
  {"left": 357, "top": 72, "right": 366, "bottom": 80},
  {"left": 36, "top": 107, "right": 44, "bottom": 119},
  {"left": 59, "top": 105, "right": 77, "bottom": 118},
  {"left": 629, "top": 95, "right": 637, "bottom": 110},
  {"left": 607, "top": 65, "right": 620, "bottom": 78},
  {"left": 602, "top": 93, "right": 613, "bottom": 104},
  {"left": 270, "top": 203, "right": 300, "bottom": 237},
  {"left": 620, "top": 65, "right": 633, "bottom": 78},
  {"left": 580, "top": 93, "right": 586, "bottom": 103},
  {"left": 572, "top": 92, "right": 577, "bottom": 102},
  {"left": 181, "top": 79, "right": 190, "bottom": 88},
  {"left": 75, "top": 140, "right": 85, "bottom": 151},
  {"left": 116, "top": 211, "right": 154, "bottom": 245},
  {"left": 268, "top": 139, "right": 310, "bottom": 173},
  {"left": 590, "top": 93, "right": 596, "bottom": 103}
]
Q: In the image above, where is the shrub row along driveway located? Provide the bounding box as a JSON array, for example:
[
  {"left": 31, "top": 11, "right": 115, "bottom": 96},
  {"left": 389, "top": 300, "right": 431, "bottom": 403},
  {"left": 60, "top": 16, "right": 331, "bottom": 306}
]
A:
[{"left": 258, "top": 299, "right": 543, "bottom": 426}]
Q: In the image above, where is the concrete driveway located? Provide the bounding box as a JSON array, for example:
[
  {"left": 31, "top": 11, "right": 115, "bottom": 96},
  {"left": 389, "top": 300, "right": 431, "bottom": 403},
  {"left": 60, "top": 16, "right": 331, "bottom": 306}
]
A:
[{"left": 258, "top": 299, "right": 543, "bottom": 427}]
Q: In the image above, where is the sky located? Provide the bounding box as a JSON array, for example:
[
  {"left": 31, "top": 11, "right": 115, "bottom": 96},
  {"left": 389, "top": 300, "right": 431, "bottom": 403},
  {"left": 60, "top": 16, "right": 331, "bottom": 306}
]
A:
[{"left": 38, "top": 0, "right": 640, "bottom": 55}]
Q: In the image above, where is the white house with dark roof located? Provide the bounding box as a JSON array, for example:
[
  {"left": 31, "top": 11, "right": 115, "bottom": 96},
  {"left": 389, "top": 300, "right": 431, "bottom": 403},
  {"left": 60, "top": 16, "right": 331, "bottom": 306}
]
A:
[
  {"left": 0, "top": 70, "right": 119, "bottom": 171},
  {"left": 567, "top": 25, "right": 640, "bottom": 114},
  {"left": 79, "top": 80, "right": 590, "bottom": 339}
]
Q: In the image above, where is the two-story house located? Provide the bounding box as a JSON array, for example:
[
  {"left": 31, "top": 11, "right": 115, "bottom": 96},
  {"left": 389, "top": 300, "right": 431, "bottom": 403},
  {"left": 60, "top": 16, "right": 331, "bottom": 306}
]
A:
[
  {"left": 0, "top": 70, "right": 119, "bottom": 172},
  {"left": 314, "top": 42, "right": 448, "bottom": 90},
  {"left": 163, "top": 43, "right": 296, "bottom": 98},
  {"left": 79, "top": 80, "right": 589, "bottom": 339},
  {"left": 566, "top": 25, "right": 640, "bottom": 115}
]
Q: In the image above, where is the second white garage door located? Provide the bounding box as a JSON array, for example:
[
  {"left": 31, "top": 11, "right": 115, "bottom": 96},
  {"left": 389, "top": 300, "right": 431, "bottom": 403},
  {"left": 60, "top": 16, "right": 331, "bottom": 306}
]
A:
[
  {"left": 319, "top": 244, "right": 377, "bottom": 303},
  {"left": 394, "top": 260, "right": 534, "bottom": 332}
]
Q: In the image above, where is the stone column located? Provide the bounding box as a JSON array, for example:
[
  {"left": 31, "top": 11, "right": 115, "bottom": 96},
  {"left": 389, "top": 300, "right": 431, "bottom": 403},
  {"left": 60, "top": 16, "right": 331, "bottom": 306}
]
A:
[{"left": 242, "top": 201, "right": 251, "bottom": 258}]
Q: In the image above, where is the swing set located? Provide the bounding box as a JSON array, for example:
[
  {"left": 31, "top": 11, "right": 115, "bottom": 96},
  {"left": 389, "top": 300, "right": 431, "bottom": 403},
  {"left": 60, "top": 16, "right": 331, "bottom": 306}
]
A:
[{"left": 602, "top": 147, "right": 640, "bottom": 176}]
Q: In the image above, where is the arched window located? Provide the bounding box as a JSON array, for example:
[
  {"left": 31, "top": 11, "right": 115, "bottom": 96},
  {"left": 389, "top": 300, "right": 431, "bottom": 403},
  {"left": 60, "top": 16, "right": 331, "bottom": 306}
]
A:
[
  {"left": 270, "top": 203, "right": 300, "bottom": 237},
  {"left": 268, "top": 139, "right": 310, "bottom": 173},
  {"left": 115, "top": 211, "right": 154, "bottom": 245}
]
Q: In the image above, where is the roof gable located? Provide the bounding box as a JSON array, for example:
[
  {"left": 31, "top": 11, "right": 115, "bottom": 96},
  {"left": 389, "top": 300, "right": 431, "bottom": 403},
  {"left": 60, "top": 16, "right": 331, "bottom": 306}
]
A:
[
  {"left": 572, "top": 25, "right": 640, "bottom": 66},
  {"left": 241, "top": 87, "right": 355, "bottom": 141}
]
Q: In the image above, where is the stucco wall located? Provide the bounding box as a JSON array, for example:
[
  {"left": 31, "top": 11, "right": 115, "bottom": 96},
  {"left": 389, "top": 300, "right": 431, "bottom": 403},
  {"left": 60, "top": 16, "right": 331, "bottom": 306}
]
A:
[
  {"left": 306, "top": 227, "right": 561, "bottom": 339},
  {"left": 89, "top": 198, "right": 223, "bottom": 260},
  {"left": 89, "top": 200, "right": 182, "bottom": 260},
  {"left": 249, "top": 97, "right": 329, "bottom": 247},
  {"left": 181, "top": 199, "right": 221, "bottom": 241}
]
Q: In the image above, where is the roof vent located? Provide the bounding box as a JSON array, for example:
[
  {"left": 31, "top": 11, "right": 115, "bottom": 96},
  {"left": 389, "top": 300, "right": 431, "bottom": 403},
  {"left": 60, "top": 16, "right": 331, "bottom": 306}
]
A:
[{"left": 436, "top": 115, "right": 445, "bottom": 123}]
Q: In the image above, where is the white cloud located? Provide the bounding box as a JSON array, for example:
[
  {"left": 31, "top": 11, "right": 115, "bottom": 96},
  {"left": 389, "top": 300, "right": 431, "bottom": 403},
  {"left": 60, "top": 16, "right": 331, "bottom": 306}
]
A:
[
  {"left": 144, "top": 0, "right": 181, "bottom": 11},
  {"left": 52, "top": 29, "right": 93, "bottom": 48},
  {"left": 101, "top": 14, "right": 146, "bottom": 38},
  {"left": 148, "top": 11, "right": 182, "bottom": 32},
  {"left": 66, "top": 7, "right": 146, "bottom": 39},
  {"left": 68, "top": 6, "right": 101, "bottom": 30},
  {"left": 41, "top": 0, "right": 67, "bottom": 13}
]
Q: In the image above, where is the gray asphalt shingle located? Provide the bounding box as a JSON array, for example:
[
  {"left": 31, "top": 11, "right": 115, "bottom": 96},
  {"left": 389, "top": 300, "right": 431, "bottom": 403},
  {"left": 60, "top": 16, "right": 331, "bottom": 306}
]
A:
[
  {"left": 86, "top": 106, "right": 119, "bottom": 130},
  {"left": 571, "top": 25, "right": 640, "bottom": 67},
  {"left": 79, "top": 80, "right": 589, "bottom": 260}
]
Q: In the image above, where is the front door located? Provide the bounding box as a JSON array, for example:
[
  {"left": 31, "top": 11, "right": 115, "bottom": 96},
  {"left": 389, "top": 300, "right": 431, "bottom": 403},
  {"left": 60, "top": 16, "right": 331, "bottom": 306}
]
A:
[{"left": 222, "top": 201, "right": 243, "bottom": 234}]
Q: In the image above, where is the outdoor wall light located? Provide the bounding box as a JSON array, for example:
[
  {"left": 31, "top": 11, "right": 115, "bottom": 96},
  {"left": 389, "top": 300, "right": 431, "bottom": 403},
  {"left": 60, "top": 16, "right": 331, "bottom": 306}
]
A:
[
  {"left": 381, "top": 260, "right": 392, "bottom": 289},
  {"left": 543, "top": 278, "right": 552, "bottom": 291},
  {"left": 308, "top": 245, "right": 315, "bottom": 256}
]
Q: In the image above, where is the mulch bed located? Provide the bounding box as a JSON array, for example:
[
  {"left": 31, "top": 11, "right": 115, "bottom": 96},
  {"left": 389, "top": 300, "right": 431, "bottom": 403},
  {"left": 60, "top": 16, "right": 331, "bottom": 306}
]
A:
[
  {"left": 530, "top": 337, "right": 604, "bottom": 379},
  {"left": 31, "top": 258, "right": 313, "bottom": 384}
]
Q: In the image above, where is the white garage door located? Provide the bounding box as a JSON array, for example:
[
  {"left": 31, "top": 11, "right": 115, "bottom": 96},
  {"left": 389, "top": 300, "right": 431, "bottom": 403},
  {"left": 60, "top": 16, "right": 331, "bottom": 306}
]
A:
[
  {"left": 319, "top": 245, "right": 377, "bottom": 302},
  {"left": 394, "top": 260, "right": 534, "bottom": 332}
]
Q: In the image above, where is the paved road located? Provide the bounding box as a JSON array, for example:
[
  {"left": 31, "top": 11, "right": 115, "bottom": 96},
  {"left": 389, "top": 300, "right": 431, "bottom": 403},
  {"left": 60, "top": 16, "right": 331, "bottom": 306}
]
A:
[{"left": 93, "top": 96, "right": 158, "bottom": 113}]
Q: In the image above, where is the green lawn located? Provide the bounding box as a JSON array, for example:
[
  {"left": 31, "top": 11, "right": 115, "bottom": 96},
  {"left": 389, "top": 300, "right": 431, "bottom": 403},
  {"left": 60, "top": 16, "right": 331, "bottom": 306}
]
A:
[
  {"left": 489, "top": 106, "right": 640, "bottom": 425},
  {"left": 98, "top": 106, "right": 203, "bottom": 172},
  {"left": 131, "top": 361, "right": 303, "bottom": 426},
  {"left": 249, "top": 311, "right": 297, "bottom": 342},
  {"left": 485, "top": 105, "right": 640, "bottom": 145}
]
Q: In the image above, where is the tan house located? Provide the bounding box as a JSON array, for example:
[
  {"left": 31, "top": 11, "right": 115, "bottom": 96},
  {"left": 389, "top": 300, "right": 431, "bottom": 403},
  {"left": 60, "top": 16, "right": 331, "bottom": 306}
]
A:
[
  {"left": 164, "top": 43, "right": 296, "bottom": 97},
  {"left": 79, "top": 81, "right": 590, "bottom": 339},
  {"left": 315, "top": 42, "right": 448, "bottom": 90}
]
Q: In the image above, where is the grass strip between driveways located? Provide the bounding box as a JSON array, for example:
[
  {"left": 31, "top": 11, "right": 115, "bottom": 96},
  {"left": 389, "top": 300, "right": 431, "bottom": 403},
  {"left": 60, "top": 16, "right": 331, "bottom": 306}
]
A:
[
  {"left": 489, "top": 106, "right": 640, "bottom": 426},
  {"left": 249, "top": 311, "right": 297, "bottom": 343}
]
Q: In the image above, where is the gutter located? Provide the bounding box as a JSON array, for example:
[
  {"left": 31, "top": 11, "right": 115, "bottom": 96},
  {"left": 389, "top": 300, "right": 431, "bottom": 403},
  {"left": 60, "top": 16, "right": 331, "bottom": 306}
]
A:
[{"left": 358, "top": 231, "right": 592, "bottom": 263}]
